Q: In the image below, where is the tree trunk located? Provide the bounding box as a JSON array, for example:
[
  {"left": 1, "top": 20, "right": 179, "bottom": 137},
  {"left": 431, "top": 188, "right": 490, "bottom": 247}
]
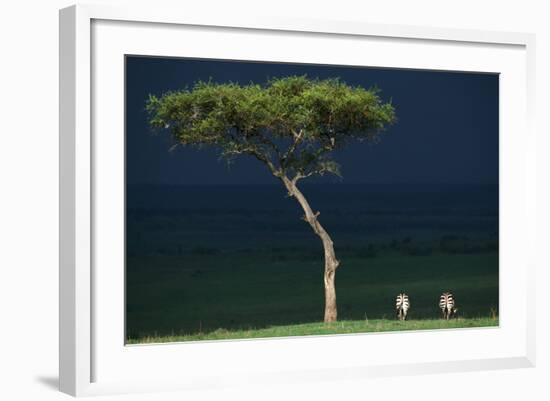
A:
[{"left": 282, "top": 177, "right": 340, "bottom": 322}]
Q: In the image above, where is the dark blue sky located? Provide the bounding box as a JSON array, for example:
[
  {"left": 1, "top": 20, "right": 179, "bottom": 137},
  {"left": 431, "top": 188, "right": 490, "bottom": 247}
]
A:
[{"left": 126, "top": 56, "right": 498, "bottom": 186}]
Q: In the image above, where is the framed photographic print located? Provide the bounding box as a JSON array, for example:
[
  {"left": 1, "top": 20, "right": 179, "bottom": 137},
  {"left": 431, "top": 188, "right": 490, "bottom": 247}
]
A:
[{"left": 59, "top": 4, "right": 536, "bottom": 397}]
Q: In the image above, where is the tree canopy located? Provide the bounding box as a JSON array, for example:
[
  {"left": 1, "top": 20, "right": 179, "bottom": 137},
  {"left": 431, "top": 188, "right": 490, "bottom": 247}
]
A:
[{"left": 146, "top": 75, "right": 396, "bottom": 183}]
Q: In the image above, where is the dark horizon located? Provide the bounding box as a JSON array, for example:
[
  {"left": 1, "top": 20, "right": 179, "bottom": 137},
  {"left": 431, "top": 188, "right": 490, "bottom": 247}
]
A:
[{"left": 127, "top": 182, "right": 499, "bottom": 187}]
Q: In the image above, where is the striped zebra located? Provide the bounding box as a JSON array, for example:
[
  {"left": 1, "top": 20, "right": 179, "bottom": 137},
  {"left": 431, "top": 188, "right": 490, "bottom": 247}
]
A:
[
  {"left": 439, "top": 292, "right": 458, "bottom": 320},
  {"left": 395, "top": 293, "right": 410, "bottom": 321}
]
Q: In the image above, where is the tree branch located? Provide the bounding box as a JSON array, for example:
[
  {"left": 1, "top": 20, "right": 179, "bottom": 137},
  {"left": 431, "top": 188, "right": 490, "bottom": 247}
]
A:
[
  {"left": 249, "top": 132, "right": 283, "bottom": 168},
  {"left": 291, "top": 171, "right": 315, "bottom": 185},
  {"left": 281, "top": 129, "right": 304, "bottom": 168},
  {"left": 224, "top": 145, "right": 282, "bottom": 177}
]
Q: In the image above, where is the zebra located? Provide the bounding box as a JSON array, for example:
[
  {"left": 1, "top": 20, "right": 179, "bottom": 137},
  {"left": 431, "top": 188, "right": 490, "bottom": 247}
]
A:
[
  {"left": 395, "top": 293, "right": 410, "bottom": 321},
  {"left": 439, "top": 292, "right": 458, "bottom": 320}
]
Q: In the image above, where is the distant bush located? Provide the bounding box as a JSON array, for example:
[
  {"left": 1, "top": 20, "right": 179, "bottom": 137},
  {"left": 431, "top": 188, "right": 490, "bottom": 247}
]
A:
[
  {"left": 356, "top": 244, "right": 378, "bottom": 258},
  {"left": 190, "top": 269, "right": 204, "bottom": 278},
  {"left": 439, "top": 235, "right": 498, "bottom": 254},
  {"left": 271, "top": 253, "right": 288, "bottom": 261},
  {"left": 189, "top": 246, "right": 221, "bottom": 256},
  {"left": 404, "top": 246, "right": 433, "bottom": 257},
  {"left": 155, "top": 246, "right": 170, "bottom": 255},
  {"left": 389, "top": 237, "right": 414, "bottom": 253}
]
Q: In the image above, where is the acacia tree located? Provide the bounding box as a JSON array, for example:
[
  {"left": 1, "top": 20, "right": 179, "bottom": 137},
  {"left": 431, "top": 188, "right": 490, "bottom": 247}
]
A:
[{"left": 146, "top": 76, "right": 395, "bottom": 322}]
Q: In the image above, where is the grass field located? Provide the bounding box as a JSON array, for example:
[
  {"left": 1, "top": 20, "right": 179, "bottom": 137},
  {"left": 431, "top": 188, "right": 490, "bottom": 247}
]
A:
[
  {"left": 127, "top": 317, "right": 499, "bottom": 344},
  {"left": 126, "top": 185, "right": 498, "bottom": 344},
  {"left": 126, "top": 247, "right": 498, "bottom": 343}
]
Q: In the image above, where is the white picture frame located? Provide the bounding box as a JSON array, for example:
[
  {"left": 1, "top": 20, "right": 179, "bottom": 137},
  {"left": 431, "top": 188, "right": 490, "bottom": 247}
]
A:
[{"left": 59, "top": 3, "right": 536, "bottom": 397}]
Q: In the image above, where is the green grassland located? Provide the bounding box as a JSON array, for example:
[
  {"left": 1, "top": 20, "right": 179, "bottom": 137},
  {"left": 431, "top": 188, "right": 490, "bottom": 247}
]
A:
[
  {"left": 126, "top": 245, "right": 498, "bottom": 343},
  {"left": 127, "top": 318, "right": 498, "bottom": 344}
]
